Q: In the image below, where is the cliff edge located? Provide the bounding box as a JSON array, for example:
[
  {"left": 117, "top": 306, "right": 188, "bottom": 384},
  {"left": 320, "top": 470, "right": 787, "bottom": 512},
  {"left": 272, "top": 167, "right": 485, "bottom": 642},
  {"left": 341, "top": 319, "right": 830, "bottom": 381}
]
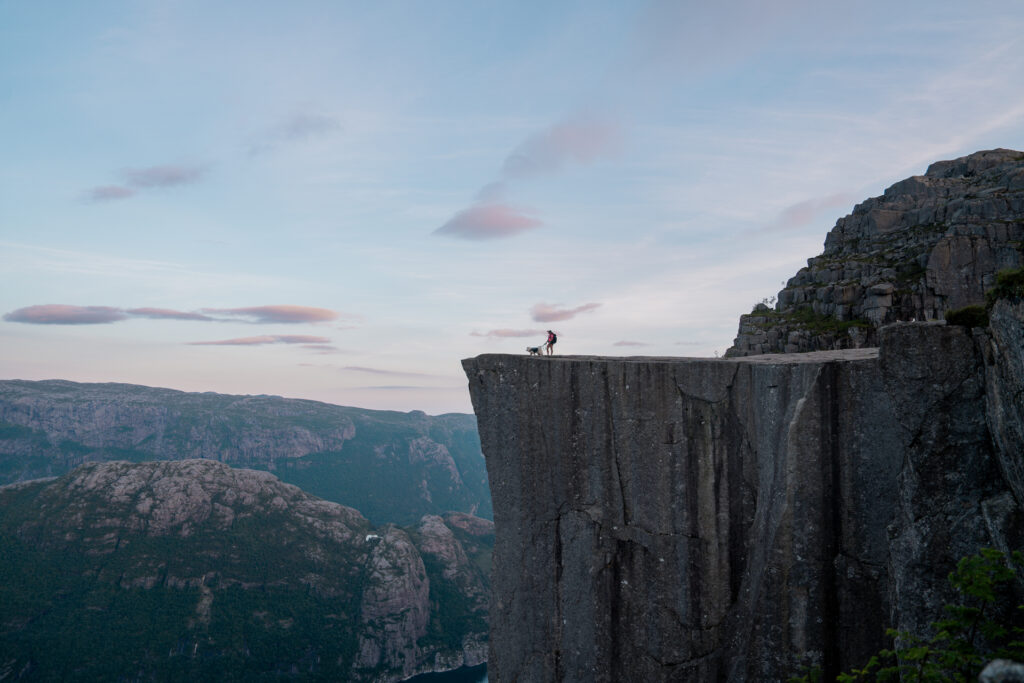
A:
[{"left": 463, "top": 303, "right": 1023, "bottom": 681}]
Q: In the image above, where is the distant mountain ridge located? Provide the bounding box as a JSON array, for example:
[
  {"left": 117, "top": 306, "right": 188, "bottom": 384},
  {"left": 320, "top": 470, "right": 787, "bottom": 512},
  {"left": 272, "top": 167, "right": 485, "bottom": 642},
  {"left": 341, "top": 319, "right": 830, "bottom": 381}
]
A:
[
  {"left": 0, "top": 459, "right": 491, "bottom": 681},
  {"left": 0, "top": 379, "right": 490, "bottom": 525}
]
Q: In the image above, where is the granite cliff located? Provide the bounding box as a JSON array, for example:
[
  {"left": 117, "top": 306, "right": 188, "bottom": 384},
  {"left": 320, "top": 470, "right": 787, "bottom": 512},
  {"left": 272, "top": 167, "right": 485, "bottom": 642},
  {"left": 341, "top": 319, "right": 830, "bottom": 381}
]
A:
[
  {"left": 0, "top": 460, "right": 492, "bottom": 682},
  {"left": 728, "top": 148, "right": 1024, "bottom": 356},
  {"left": 464, "top": 150, "right": 1024, "bottom": 682},
  {"left": 0, "top": 380, "right": 490, "bottom": 525}
]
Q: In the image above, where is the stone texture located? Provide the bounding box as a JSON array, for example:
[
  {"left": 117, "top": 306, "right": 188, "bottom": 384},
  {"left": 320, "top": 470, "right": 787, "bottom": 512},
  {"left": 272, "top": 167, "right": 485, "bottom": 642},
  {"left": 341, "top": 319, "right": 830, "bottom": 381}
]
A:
[
  {"left": 464, "top": 314, "right": 1022, "bottom": 681},
  {"left": 981, "top": 659, "right": 1024, "bottom": 682},
  {"left": 728, "top": 148, "right": 1024, "bottom": 357}
]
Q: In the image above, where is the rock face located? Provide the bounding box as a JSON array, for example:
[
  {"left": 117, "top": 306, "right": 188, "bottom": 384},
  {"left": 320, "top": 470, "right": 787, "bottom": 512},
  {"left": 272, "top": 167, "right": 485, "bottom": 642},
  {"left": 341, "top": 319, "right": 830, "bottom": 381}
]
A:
[
  {"left": 0, "top": 460, "right": 492, "bottom": 682},
  {"left": 728, "top": 148, "right": 1024, "bottom": 356},
  {"left": 0, "top": 380, "right": 490, "bottom": 525},
  {"left": 464, "top": 312, "right": 1022, "bottom": 680}
]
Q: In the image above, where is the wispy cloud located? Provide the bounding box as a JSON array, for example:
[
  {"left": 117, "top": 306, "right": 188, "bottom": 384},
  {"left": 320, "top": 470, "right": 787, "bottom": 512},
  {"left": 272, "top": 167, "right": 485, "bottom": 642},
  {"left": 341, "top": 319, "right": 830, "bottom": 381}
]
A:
[
  {"left": 435, "top": 114, "right": 621, "bottom": 240},
  {"left": 342, "top": 366, "right": 433, "bottom": 377},
  {"left": 3, "top": 303, "right": 346, "bottom": 325},
  {"left": 123, "top": 164, "right": 206, "bottom": 188},
  {"left": 500, "top": 116, "right": 622, "bottom": 181},
  {"left": 760, "top": 192, "right": 857, "bottom": 233},
  {"left": 613, "top": 340, "right": 648, "bottom": 347},
  {"left": 85, "top": 163, "right": 207, "bottom": 203},
  {"left": 249, "top": 111, "right": 343, "bottom": 154},
  {"left": 302, "top": 344, "right": 343, "bottom": 354},
  {"left": 201, "top": 305, "right": 344, "bottom": 324},
  {"left": 531, "top": 302, "right": 601, "bottom": 323},
  {"left": 470, "top": 328, "right": 545, "bottom": 338},
  {"left": 87, "top": 185, "right": 136, "bottom": 202},
  {"left": 125, "top": 307, "right": 216, "bottom": 321},
  {"left": 3, "top": 304, "right": 128, "bottom": 325},
  {"left": 189, "top": 335, "right": 330, "bottom": 346},
  {"left": 434, "top": 203, "right": 543, "bottom": 240}
]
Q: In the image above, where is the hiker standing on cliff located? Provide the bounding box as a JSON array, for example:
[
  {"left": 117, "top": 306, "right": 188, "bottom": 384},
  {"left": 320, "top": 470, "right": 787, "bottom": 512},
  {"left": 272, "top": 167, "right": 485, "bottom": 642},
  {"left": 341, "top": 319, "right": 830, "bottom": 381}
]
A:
[{"left": 545, "top": 330, "right": 557, "bottom": 355}]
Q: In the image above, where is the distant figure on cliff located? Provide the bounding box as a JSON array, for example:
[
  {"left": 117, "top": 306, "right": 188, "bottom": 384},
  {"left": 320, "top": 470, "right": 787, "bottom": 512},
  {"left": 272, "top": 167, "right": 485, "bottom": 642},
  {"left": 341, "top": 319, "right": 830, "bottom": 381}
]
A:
[{"left": 545, "top": 330, "right": 557, "bottom": 355}]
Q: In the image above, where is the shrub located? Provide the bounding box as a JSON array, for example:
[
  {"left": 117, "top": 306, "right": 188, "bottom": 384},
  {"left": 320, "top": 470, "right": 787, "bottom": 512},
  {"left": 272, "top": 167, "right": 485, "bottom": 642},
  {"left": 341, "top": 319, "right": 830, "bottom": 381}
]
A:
[
  {"left": 944, "top": 305, "right": 989, "bottom": 328},
  {"left": 789, "top": 548, "right": 1024, "bottom": 683},
  {"left": 985, "top": 267, "right": 1024, "bottom": 309}
]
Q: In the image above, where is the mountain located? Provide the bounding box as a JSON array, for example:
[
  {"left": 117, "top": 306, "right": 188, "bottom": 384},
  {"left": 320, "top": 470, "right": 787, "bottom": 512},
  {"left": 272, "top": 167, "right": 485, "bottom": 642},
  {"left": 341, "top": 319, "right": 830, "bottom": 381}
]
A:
[
  {"left": 728, "top": 148, "right": 1024, "bottom": 356},
  {"left": 463, "top": 149, "right": 1024, "bottom": 681},
  {"left": 0, "top": 380, "right": 490, "bottom": 526},
  {"left": 0, "top": 459, "right": 492, "bottom": 682}
]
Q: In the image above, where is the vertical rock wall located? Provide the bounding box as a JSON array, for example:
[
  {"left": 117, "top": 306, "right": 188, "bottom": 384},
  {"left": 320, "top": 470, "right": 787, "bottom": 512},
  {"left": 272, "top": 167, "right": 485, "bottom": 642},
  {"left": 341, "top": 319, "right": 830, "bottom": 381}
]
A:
[{"left": 464, "top": 320, "right": 1022, "bottom": 682}]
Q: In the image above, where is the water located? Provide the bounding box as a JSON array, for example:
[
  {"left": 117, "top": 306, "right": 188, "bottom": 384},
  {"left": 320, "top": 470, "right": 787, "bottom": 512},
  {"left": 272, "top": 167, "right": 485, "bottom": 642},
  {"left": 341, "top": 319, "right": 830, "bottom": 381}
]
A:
[{"left": 404, "top": 663, "right": 487, "bottom": 683}]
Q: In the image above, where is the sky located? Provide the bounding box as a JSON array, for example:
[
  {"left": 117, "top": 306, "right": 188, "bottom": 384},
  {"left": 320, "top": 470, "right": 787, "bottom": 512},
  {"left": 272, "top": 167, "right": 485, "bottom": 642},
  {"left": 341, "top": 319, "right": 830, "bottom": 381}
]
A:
[{"left": 2, "top": 1, "right": 1023, "bottom": 415}]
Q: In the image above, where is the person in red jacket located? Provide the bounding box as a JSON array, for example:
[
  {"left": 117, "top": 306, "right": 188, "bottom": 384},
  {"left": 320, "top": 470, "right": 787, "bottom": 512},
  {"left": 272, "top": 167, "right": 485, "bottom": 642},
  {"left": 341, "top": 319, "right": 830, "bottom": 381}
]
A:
[{"left": 545, "top": 330, "right": 557, "bottom": 355}]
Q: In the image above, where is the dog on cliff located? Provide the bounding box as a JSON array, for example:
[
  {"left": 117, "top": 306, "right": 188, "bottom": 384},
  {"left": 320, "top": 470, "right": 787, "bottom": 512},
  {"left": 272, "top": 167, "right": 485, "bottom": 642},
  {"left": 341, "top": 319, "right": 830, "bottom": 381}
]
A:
[{"left": 527, "top": 346, "right": 542, "bottom": 356}]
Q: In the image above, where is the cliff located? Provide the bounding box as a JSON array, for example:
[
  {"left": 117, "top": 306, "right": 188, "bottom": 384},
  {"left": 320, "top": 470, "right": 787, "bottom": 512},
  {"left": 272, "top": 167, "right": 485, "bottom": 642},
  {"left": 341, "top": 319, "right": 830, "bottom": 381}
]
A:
[
  {"left": 0, "top": 460, "right": 492, "bottom": 682},
  {"left": 727, "top": 148, "right": 1024, "bottom": 356},
  {"left": 464, "top": 301, "right": 1023, "bottom": 680},
  {"left": 0, "top": 380, "right": 490, "bottom": 525}
]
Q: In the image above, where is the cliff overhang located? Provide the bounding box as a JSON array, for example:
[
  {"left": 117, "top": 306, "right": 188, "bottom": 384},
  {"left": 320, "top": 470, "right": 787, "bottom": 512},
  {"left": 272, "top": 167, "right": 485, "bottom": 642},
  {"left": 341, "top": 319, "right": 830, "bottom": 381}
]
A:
[{"left": 464, "top": 309, "right": 1022, "bottom": 681}]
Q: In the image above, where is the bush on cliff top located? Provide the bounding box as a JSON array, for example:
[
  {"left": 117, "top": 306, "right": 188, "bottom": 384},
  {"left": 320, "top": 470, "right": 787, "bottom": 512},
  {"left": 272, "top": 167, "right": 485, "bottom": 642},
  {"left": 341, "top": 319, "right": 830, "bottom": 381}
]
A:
[
  {"left": 986, "top": 266, "right": 1024, "bottom": 309},
  {"left": 944, "top": 305, "right": 989, "bottom": 329}
]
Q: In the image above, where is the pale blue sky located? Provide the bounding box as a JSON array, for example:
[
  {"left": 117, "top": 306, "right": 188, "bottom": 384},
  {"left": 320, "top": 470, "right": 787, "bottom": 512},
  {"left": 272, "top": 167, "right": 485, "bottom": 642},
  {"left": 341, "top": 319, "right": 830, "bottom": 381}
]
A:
[{"left": 2, "top": 1, "right": 1023, "bottom": 413}]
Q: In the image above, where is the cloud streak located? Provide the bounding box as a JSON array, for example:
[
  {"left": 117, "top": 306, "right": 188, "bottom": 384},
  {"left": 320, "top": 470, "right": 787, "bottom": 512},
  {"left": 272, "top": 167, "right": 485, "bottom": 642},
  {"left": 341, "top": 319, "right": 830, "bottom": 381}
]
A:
[
  {"left": 762, "top": 192, "right": 857, "bottom": 233},
  {"left": 434, "top": 203, "right": 543, "bottom": 240},
  {"left": 3, "top": 305, "right": 128, "bottom": 325},
  {"left": 190, "top": 335, "right": 330, "bottom": 346},
  {"left": 125, "top": 307, "right": 217, "bottom": 321},
  {"left": 613, "top": 340, "right": 649, "bottom": 347},
  {"left": 500, "top": 117, "right": 622, "bottom": 181},
  {"left": 470, "top": 328, "right": 545, "bottom": 338},
  {"left": 531, "top": 302, "right": 601, "bottom": 323},
  {"left": 4, "top": 303, "right": 347, "bottom": 325},
  {"left": 200, "top": 305, "right": 344, "bottom": 324},
  {"left": 87, "top": 185, "right": 136, "bottom": 202},
  {"left": 435, "top": 114, "right": 621, "bottom": 240},
  {"left": 343, "top": 366, "right": 433, "bottom": 377},
  {"left": 123, "top": 164, "right": 206, "bottom": 188}
]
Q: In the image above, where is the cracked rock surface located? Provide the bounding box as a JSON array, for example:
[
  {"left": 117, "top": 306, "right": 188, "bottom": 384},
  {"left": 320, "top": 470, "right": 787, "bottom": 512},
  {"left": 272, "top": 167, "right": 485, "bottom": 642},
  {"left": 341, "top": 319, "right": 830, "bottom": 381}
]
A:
[{"left": 465, "top": 314, "right": 1022, "bottom": 681}]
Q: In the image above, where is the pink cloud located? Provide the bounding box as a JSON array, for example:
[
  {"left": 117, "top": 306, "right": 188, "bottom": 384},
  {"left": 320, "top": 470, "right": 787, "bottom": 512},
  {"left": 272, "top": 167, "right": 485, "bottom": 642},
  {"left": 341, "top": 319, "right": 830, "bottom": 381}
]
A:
[
  {"left": 123, "top": 164, "right": 206, "bottom": 188},
  {"left": 190, "top": 335, "right": 330, "bottom": 346},
  {"left": 434, "top": 203, "right": 543, "bottom": 240},
  {"left": 531, "top": 302, "right": 601, "bottom": 323},
  {"left": 201, "top": 305, "right": 342, "bottom": 324},
  {"left": 126, "top": 307, "right": 216, "bottom": 321},
  {"left": 3, "top": 305, "right": 128, "bottom": 325},
  {"left": 502, "top": 116, "right": 622, "bottom": 180},
  {"left": 614, "top": 340, "right": 649, "bottom": 347},
  {"left": 470, "top": 328, "right": 545, "bottom": 338},
  {"left": 88, "top": 185, "right": 136, "bottom": 201},
  {"left": 765, "top": 192, "right": 857, "bottom": 233}
]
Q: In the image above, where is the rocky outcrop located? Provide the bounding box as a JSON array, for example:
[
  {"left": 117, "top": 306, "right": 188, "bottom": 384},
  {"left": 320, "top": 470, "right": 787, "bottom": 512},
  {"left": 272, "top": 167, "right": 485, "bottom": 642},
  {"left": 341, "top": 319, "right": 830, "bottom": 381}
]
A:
[
  {"left": 0, "top": 460, "right": 491, "bottom": 682},
  {"left": 464, "top": 311, "right": 1022, "bottom": 680},
  {"left": 728, "top": 148, "right": 1024, "bottom": 356},
  {"left": 0, "top": 380, "right": 490, "bottom": 525}
]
